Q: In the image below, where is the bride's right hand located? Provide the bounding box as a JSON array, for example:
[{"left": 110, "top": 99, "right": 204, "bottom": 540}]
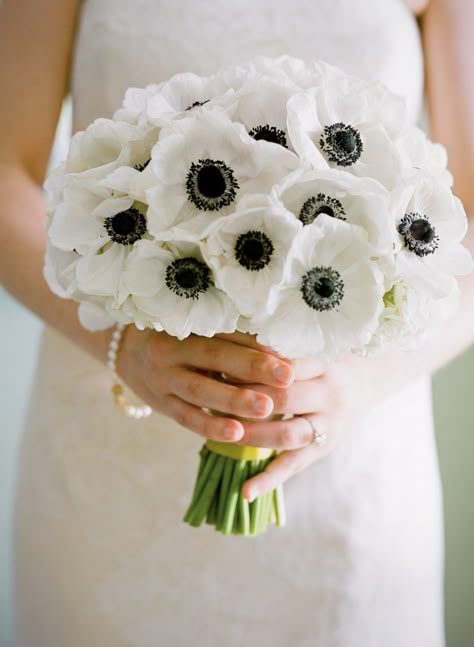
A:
[{"left": 116, "top": 327, "right": 295, "bottom": 442}]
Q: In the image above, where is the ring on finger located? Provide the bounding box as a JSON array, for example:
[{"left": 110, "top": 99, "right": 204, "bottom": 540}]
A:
[{"left": 301, "top": 415, "right": 327, "bottom": 446}]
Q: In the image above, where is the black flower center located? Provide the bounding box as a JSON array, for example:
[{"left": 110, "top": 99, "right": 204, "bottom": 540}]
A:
[
  {"left": 319, "top": 122, "right": 363, "bottom": 167},
  {"left": 398, "top": 212, "right": 439, "bottom": 257},
  {"left": 185, "top": 99, "right": 210, "bottom": 111},
  {"left": 165, "top": 257, "right": 211, "bottom": 300},
  {"left": 334, "top": 130, "right": 356, "bottom": 154},
  {"left": 235, "top": 230, "right": 274, "bottom": 271},
  {"left": 301, "top": 266, "right": 344, "bottom": 311},
  {"left": 104, "top": 207, "right": 147, "bottom": 245},
  {"left": 197, "top": 165, "right": 226, "bottom": 198},
  {"left": 186, "top": 158, "right": 239, "bottom": 211},
  {"left": 299, "top": 193, "right": 346, "bottom": 226},
  {"left": 248, "top": 125, "right": 288, "bottom": 148},
  {"left": 410, "top": 219, "right": 436, "bottom": 243}
]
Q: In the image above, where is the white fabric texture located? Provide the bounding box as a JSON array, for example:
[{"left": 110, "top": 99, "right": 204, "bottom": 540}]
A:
[{"left": 12, "top": 1, "right": 445, "bottom": 645}]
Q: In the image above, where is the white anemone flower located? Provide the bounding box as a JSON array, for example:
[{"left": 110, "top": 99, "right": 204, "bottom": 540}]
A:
[
  {"left": 202, "top": 195, "right": 301, "bottom": 316},
  {"left": 65, "top": 118, "right": 156, "bottom": 179},
  {"left": 113, "top": 83, "right": 163, "bottom": 125},
  {"left": 287, "top": 76, "right": 407, "bottom": 189},
  {"left": 393, "top": 173, "right": 473, "bottom": 291},
  {"left": 274, "top": 167, "right": 395, "bottom": 255},
  {"left": 145, "top": 72, "right": 237, "bottom": 127},
  {"left": 59, "top": 118, "right": 159, "bottom": 206},
  {"left": 253, "top": 215, "right": 385, "bottom": 359},
  {"left": 48, "top": 194, "right": 150, "bottom": 303},
  {"left": 224, "top": 74, "right": 301, "bottom": 153},
  {"left": 121, "top": 239, "right": 239, "bottom": 339},
  {"left": 146, "top": 109, "right": 298, "bottom": 241},
  {"left": 367, "top": 275, "right": 462, "bottom": 355}
]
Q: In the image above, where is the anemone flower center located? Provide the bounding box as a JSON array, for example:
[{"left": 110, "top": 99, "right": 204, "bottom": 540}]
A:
[
  {"left": 334, "top": 129, "right": 356, "bottom": 154},
  {"left": 249, "top": 125, "right": 288, "bottom": 148},
  {"left": 397, "top": 212, "right": 439, "bottom": 257},
  {"left": 165, "top": 257, "right": 211, "bottom": 300},
  {"left": 197, "top": 164, "right": 226, "bottom": 198},
  {"left": 186, "top": 158, "right": 239, "bottom": 211},
  {"left": 235, "top": 230, "right": 274, "bottom": 271},
  {"left": 409, "top": 219, "right": 436, "bottom": 243},
  {"left": 319, "top": 122, "right": 363, "bottom": 167},
  {"left": 298, "top": 193, "right": 346, "bottom": 226},
  {"left": 104, "top": 207, "right": 147, "bottom": 245},
  {"left": 301, "top": 266, "right": 344, "bottom": 311}
]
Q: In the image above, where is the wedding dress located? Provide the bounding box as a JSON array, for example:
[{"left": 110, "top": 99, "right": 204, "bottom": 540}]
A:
[{"left": 12, "top": 1, "right": 445, "bottom": 645}]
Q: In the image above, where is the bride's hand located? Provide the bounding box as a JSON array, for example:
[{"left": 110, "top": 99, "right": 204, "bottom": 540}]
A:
[
  {"left": 116, "top": 326, "right": 294, "bottom": 442},
  {"left": 236, "top": 352, "right": 374, "bottom": 502}
]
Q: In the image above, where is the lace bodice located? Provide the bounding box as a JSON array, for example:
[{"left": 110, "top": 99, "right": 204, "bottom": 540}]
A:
[{"left": 71, "top": 0, "right": 424, "bottom": 131}]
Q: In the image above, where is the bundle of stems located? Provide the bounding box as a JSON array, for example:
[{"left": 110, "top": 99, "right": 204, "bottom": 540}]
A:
[{"left": 183, "top": 443, "right": 285, "bottom": 536}]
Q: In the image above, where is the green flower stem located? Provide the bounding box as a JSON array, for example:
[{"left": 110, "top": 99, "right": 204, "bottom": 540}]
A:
[
  {"left": 186, "top": 447, "right": 208, "bottom": 509},
  {"left": 257, "top": 493, "right": 268, "bottom": 535},
  {"left": 237, "top": 464, "right": 250, "bottom": 535},
  {"left": 251, "top": 491, "right": 264, "bottom": 535},
  {"left": 184, "top": 445, "right": 286, "bottom": 536},
  {"left": 263, "top": 492, "right": 273, "bottom": 532},
  {"left": 216, "top": 457, "right": 235, "bottom": 531},
  {"left": 183, "top": 450, "right": 219, "bottom": 524},
  {"left": 187, "top": 454, "right": 225, "bottom": 527},
  {"left": 222, "top": 460, "right": 247, "bottom": 535},
  {"left": 206, "top": 481, "right": 219, "bottom": 526}
]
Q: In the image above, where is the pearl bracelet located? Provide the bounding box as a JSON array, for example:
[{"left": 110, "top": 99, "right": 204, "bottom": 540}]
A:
[{"left": 107, "top": 323, "right": 152, "bottom": 420}]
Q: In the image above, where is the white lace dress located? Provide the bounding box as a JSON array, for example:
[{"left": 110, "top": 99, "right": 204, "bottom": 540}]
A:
[{"left": 12, "top": 1, "right": 445, "bottom": 645}]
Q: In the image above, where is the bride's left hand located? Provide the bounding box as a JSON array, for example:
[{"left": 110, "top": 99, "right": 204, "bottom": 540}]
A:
[{"left": 234, "top": 348, "right": 374, "bottom": 502}]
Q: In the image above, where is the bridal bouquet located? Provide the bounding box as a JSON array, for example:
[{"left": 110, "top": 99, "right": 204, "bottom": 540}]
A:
[{"left": 44, "top": 56, "right": 472, "bottom": 536}]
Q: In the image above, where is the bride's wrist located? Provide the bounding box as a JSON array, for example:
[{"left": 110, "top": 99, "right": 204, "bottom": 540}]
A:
[{"left": 106, "top": 322, "right": 153, "bottom": 419}]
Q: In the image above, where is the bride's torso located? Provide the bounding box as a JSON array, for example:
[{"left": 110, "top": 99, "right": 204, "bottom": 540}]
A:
[
  {"left": 71, "top": 0, "right": 424, "bottom": 131},
  {"left": 15, "top": 5, "right": 445, "bottom": 644}
]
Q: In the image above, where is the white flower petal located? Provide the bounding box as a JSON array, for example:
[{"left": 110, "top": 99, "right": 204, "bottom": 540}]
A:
[
  {"left": 76, "top": 244, "right": 127, "bottom": 297},
  {"left": 49, "top": 202, "right": 104, "bottom": 252}
]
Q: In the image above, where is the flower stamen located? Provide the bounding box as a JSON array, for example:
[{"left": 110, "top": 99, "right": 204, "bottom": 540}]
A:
[
  {"left": 299, "top": 193, "right": 346, "bottom": 225},
  {"left": 134, "top": 159, "right": 151, "bottom": 172},
  {"left": 249, "top": 125, "right": 288, "bottom": 148},
  {"left": 185, "top": 100, "right": 210, "bottom": 111}
]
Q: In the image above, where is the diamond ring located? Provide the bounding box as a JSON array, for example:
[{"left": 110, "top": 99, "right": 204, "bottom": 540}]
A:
[{"left": 303, "top": 416, "right": 327, "bottom": 446}]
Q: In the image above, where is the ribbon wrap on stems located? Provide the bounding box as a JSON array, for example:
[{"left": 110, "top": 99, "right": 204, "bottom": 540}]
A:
[{"left": 183, "top": 439, "right": 286, "bottom": 536}]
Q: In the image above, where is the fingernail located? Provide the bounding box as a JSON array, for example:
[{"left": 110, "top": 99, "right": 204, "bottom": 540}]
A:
[
  {"left": 253, "top": 397, "right": 272, "bottom": 416},
  {"left": 247, "top": 488, "right": 258, "bottom": 502},
  {"left": 223, "top": 425, "right": 242, "bottom": 441},
  {"left": 273, "top": 364, "right": 292, "bottom": 384}
]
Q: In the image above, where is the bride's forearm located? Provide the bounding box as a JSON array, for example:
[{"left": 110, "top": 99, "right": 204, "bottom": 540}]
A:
[{"left": 0, "top": 164, "right": 110, "bottom": 363}]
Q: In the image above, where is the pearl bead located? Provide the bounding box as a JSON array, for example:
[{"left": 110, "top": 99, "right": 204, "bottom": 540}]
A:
[{"left": 109, "top": 323, "right": 152, "bottom": 422}]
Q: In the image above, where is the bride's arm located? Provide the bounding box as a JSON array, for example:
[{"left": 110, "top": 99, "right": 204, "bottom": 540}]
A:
[
  {"left": 0, "top": 0, "right": 293, "bottom": 443},
  {"left": 0, "top": 0, "right": 111, "bottom": 359}
]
